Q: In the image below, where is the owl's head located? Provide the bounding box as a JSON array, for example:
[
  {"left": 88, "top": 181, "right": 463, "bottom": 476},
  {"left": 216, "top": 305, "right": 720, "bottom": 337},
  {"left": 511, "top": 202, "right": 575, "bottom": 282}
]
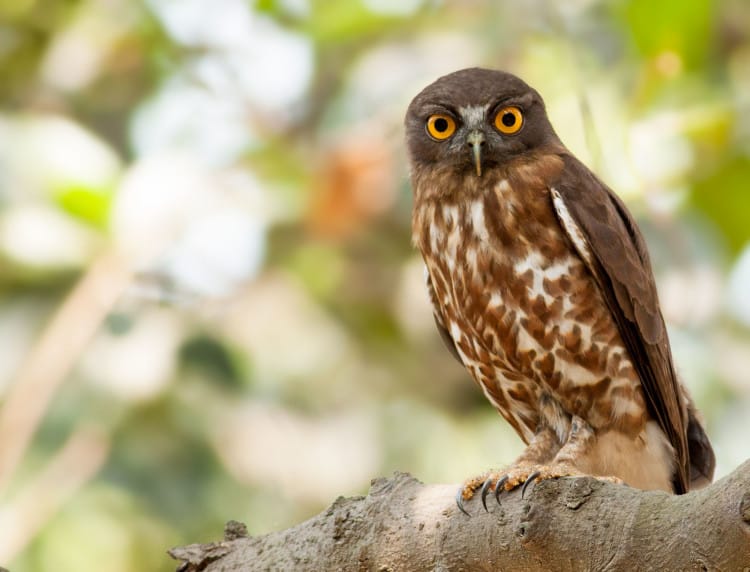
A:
[{"left": 405, "top": 68, "right": 560, "bottom": 177}]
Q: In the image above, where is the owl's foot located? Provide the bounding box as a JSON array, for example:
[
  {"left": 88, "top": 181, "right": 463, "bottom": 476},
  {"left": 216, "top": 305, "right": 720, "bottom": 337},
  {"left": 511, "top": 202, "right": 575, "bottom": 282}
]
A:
[{"left": 456, "top": 464, "right": 623, "bottom": 515}]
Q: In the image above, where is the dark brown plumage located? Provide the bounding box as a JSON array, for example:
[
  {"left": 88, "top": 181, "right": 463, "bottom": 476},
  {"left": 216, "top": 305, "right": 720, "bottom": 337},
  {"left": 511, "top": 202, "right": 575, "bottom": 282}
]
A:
[{"left": 405, "top": 68, "right": 714, "bottom": 503}]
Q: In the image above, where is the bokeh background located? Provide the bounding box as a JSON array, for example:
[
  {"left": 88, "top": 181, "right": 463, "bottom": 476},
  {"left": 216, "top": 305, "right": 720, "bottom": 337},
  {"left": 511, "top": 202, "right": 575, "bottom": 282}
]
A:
[{"left": 0, "top": 0, "right": 749, "bottom": 569}]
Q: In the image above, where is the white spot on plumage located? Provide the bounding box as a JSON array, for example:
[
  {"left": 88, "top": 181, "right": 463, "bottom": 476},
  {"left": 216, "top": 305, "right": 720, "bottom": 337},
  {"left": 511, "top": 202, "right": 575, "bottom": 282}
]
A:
[
  {"left": 466, "top": 247, "right": 477, "bottom": 272},
  {"left": 449, "top": 321, "right": 462, "bottom": 340},
  {"left": 611, "top": 393, "right": 643, "bottom": 419},
  {"left": 551, "top": 188, "right": 593, "bottom": 266},
  {"left": 561, "top": 293, "right": 574, "bottom": 315},
  {"left": 516, "top": 324, "right": 542, "bottom": 353},
  {"left": 544, "top": 258, "right": 575, "bottom": 280},
  {"left": 470, "top": 200, "right": 488, "bottom": 240},
  {"left": 562, "top": 322, "right": 592, "bottom": 350},
  {"left": 513, "top": 252, "right": 544, "bottom": 275},
  {"left": 514, "top": 252, "right": 550, "bottom": 302},
  {"left": 429, "top": 223, "right": 442, "bottom": 252},
  {"left": 444, "top": 221, "right": 461, "bottom": 272},
  {"left": 555, "top": 360, "right": 601, "bottom": 386},
  {"left": 442, "top": 204, "right": 458, "bottom": 227}
]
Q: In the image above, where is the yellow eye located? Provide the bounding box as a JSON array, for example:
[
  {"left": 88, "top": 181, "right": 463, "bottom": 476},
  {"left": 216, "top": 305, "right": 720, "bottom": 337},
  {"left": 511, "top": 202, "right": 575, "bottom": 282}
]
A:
[
  {"left": 426, "top": 114, "right": 456, "bottom": 140},
  {"left": 494, "top": 106, "right": 523, "bottom": 134}
]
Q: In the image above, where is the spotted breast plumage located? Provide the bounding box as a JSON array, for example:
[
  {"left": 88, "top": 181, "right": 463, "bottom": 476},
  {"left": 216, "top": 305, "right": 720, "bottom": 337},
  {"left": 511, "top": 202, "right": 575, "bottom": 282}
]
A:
[{"left": 405, "top": 68, "right": 715, "bottom": 508}]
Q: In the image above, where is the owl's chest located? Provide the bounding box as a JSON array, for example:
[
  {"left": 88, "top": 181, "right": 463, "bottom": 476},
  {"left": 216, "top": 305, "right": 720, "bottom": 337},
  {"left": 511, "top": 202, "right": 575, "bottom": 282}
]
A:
[
  {"left": 416, "top": 179, "right": 622, "bottom": 389},
  {"left": 411, "top": 160, "right": 644, "bottom": 440},
  {"left": 417, "top": 181, "right": 579, "bottom": 348}
]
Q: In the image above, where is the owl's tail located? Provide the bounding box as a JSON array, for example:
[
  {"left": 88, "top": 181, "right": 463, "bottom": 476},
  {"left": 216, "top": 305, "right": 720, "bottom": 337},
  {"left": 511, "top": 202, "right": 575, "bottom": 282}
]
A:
[{"left": 686, "top": 404, "right": 716, "bottom": 490}]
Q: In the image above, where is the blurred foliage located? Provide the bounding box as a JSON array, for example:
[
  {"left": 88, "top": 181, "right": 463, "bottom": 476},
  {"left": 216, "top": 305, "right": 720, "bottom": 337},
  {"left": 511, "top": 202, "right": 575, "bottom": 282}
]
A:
[{"left": 0, "top": 0, "right": 749, "bottom": 570}]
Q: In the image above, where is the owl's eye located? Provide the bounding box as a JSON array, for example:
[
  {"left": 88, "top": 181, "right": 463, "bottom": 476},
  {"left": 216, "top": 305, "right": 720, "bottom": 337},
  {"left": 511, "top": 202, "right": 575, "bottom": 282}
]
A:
[
  {"left": 494, "top": 106, "right": 523, "bottom": 134},
  {"left": 426, "top": 114, "right": 456, "bottom": 140}
]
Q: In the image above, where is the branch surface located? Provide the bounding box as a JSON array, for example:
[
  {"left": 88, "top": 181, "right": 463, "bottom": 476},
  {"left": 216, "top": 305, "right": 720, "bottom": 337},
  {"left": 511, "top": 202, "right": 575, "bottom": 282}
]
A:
[{"left": 170, "top": 460, "right": 750, "bottom": 571}]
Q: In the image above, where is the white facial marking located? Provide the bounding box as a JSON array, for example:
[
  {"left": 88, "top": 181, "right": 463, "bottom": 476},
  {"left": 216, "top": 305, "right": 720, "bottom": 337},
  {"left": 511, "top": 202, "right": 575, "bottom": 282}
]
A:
[{"left": 459, "top": 104, "right": 489, "bottom": 129}]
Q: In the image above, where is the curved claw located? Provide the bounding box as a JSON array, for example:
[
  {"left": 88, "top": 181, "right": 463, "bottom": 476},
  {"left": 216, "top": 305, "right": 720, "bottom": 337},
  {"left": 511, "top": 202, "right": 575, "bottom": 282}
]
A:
[
  {"left": 455, "top": 488, "right": 471, "bottom": 517},
  {"left": 521, "top": 471, "right": 540, "bottom": 499},
  {"left": 480, "top": 478, "right": 494, "bottom": 512},
  {"left": 494, "top": 475, "right": 508, "bottom": 504}
]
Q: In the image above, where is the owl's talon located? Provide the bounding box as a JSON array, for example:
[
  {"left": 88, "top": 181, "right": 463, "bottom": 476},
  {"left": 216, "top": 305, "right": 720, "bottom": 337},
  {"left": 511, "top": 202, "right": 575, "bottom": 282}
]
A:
[
  {"left": 494, "top": 475, "right": 508, "bottom": 504},
  {"left": 480, "top": 478, "right": 494, "bottom": 511},
  {"left": 455, "top": 488, "right": 471, "bottom": 517},
  {"left": 521, "top": 470, "right": 541, "bottom": 499}
]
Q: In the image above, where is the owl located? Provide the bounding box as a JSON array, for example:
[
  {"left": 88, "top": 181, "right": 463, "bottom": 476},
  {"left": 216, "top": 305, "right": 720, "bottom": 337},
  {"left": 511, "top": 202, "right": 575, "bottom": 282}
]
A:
[{"left": 405, "top": 68, "right": 715, "bottom": 510}]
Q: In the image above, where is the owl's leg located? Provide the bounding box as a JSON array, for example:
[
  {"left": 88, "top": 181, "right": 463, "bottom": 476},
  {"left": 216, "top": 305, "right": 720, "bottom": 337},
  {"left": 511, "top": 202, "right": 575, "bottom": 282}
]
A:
[
  {"left": 457, "top": 395, "right": 573, "bottom": 512},
  {"left": 488, "top": 418, "right": 592, "bottom": 495},
  {"left": 473, "top": 395, "right": 573, "bottom": 496},
  {"left": 456, "top": 424, "right": 560, "bottom": 514},
  {"left": 514, "top": 424, "right": 561, "bottom": 465},
  {"left": 510, "top": 416, "right": 623, "bottom": 496},
  {"left": 512, "top": 394, "right": 568, "bottom": 465},
  {"left": 550, "top": 414, "right": 595, "bottom": 467},
  {"left": 457, "top": 416, "right": 625, "bottom": 514}
]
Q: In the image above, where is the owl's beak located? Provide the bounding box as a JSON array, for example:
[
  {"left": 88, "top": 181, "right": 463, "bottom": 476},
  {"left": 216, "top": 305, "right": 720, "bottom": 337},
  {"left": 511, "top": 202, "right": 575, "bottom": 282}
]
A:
[{"left": 466, "top": 130, "right": 484, "bottom": 177}]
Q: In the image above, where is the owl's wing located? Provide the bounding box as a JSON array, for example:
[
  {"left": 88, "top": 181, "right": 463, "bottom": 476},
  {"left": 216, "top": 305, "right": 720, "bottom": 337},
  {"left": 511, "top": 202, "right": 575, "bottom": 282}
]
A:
[
  {"left": 551, "top": 153, "right": 714, "bottom": 494},
  {"left": 425, "top": 269, "right": 463, "bottom": 364}
]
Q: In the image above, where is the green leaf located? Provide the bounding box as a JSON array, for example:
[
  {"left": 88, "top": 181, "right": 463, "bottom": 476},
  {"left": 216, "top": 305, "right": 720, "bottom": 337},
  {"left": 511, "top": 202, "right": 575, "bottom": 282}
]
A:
[
  {"left": 691, "top": 157, "right": 750, "bottom": 254},
  {"left": 54, "top": 185, "right": 112, "bottom": 229},
  {"left": 299, "top": 0, "right": 400, "bottom": 43},
  {"left": 619, "top": 0, "right": 715, "bottom": 69}
]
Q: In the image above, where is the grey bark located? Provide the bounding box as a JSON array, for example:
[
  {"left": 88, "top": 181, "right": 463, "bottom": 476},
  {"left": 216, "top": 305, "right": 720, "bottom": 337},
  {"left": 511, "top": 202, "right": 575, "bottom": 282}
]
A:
[{"left": 170, "top": 460, "right": 750, "bottom": 571}]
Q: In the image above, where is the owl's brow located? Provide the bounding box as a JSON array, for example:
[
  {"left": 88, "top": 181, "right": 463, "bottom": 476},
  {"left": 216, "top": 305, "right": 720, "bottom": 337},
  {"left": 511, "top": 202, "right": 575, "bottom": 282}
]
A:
[
  {"left": 488, "top": 92, "right": 536, "bottom": 113},
  {"left": 419, "top": 103, "right": 460, "bottom": 119}
]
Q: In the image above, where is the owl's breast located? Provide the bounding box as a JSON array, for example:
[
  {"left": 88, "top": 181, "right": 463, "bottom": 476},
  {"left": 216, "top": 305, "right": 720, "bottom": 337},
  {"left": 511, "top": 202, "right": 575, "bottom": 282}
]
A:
[{"left": 415, "top": 174, "right": 647, "bottom": 440}]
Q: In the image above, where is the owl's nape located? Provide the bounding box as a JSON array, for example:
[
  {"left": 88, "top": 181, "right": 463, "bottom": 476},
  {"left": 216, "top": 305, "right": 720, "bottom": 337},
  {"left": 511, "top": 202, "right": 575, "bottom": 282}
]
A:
[{"left": 406, "top": 67, "right": 714, "bottom": 513}]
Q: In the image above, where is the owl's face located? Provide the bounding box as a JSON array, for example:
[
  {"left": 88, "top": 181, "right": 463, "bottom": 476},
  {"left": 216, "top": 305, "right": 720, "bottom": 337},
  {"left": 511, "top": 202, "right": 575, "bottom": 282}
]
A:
[{"left": 405, "top": 68, "right": 559, "bottom": 178}]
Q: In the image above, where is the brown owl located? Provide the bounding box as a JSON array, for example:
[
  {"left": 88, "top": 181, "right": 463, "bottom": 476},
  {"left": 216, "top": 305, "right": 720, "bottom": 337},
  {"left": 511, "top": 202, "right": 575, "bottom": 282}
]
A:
[{"left": 405, "top": 68, "right": 715, "bottom": 512}]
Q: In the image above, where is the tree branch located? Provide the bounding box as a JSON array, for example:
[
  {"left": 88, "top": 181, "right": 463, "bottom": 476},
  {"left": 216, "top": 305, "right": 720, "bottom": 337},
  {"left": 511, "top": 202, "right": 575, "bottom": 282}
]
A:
[{"left": 170, "top": 460, "right": 750, "bottom": 571}]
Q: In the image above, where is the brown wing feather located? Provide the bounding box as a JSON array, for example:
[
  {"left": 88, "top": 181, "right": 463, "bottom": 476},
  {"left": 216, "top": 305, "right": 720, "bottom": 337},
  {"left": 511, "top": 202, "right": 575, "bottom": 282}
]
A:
[{"left": 551, "top": 153, "right": 700, "bottom": 493}]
